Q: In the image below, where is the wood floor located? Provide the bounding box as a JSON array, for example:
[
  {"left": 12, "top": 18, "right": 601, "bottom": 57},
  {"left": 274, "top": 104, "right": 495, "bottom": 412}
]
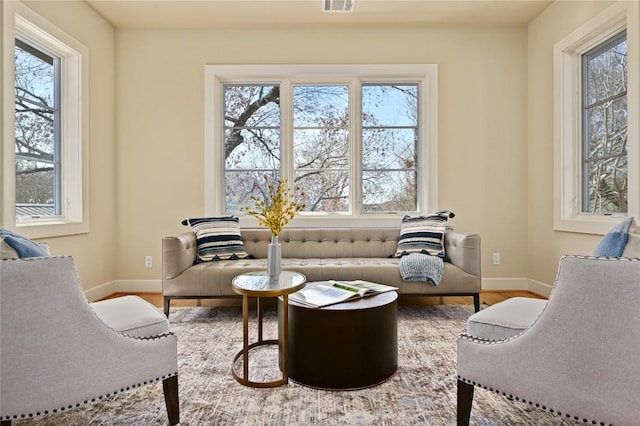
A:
[{"left": 103, "top": 290, "right": 546, "bottom": 309}]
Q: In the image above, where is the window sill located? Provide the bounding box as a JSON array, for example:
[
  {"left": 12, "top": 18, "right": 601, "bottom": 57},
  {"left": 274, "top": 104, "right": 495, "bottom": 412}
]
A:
[
  {"left": 553, "top": 214, "right": 626, "bottom": 235},
  {"left": 12, "top": 219, "right": 89, "bottom": 239}
]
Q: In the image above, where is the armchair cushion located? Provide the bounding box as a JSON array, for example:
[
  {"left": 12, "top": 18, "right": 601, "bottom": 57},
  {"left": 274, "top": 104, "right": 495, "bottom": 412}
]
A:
[
  {"left": 467, "top": 297, "right": 546, "bottom": 341},
  {"left": 91, "top": 295, "right": 170, "bottom": 338},
  {"left": 182, "top": 216, "right": 251, "bottom": 262}
]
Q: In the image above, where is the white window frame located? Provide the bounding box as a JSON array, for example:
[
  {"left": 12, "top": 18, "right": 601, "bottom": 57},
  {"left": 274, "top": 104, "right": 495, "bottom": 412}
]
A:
[
  {"left": 204, "top": 64, "right": 438, "bottom": 228},
  {"left": 553, "top": 0, "right": 639, "bottom": 234},
  {"left": 2, "top": 1, "right": 90, "bottom": 238}
]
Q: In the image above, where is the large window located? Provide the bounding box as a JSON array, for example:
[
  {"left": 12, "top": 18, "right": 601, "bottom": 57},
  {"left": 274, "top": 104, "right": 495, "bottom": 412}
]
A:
[
  {"left": 206, "top": 64, "right": 437, "bottom": 227},
  {"left": 553, "top": 1, "right": 638, "bottom": 234},
  {"left": 2, "top": 1, "right": 89, "bottom": 238}
]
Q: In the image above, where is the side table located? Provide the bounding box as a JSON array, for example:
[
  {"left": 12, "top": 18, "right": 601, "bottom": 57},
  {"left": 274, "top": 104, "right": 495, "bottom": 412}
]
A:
[{"left": 231, "top": 270, "right": 306, "bottom": 388}]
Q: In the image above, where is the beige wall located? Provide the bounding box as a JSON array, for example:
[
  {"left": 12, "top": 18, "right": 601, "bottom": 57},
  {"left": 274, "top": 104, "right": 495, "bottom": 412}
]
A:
[
  {"left": 114, "top": 24, "right": 530, "bottom": 281},
  {"left": 10, "top": 1, "right": 624, "bottom": 294},
  {"left": 527, "top": 1, "right": 615, "bottom": 286},
  {"left": 5, "top": 1, "right": 117, "bottom": 290}
]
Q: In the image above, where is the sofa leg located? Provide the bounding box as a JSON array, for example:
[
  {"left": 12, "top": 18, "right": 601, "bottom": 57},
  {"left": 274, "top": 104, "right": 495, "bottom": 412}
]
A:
[
  {"left": 473, "top": 294, "right": 480, "bottom": 312},
  {"left": 2, "top": 420, "right": 12, "bottom": 426},
  {"left": 164, "top": 297, "right": 171, "bottom": 317},
  {"left": 163, "top": 375, "right": 180, "bottom": 425},
  {"left": 457, "top": 379, "right": 474, "bottom": 426}
]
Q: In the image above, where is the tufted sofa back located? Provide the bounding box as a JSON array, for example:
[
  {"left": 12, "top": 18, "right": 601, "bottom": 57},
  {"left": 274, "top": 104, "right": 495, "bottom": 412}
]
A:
[{"left": 241, "top": 228, "right": 400, "bottom": 259}]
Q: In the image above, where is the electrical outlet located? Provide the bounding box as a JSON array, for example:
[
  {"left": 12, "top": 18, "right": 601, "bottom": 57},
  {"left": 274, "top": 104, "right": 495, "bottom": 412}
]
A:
[
  {"left": 492, "top": 253, "right": 501, "bottom": 265},
  {"left": 145, "top": 256, "right": 153, "bottom": 268}
]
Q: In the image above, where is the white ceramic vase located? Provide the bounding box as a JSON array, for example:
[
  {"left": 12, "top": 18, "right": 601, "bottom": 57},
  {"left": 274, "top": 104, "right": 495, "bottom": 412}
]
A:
[{"left": 267, "top": 235, "right": 281, "bottom": 278}]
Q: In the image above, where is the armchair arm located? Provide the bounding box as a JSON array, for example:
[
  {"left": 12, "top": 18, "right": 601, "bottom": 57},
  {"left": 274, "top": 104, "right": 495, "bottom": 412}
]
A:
[
  {"left": 162, "top": 232, "right": 197, "bottom": 280},
  {"left": 445, "top": 231, "right": 481, "bottom": 278}
]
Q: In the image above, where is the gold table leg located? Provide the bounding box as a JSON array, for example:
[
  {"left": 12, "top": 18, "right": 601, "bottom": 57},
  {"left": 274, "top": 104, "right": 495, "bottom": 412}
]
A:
[
  {"left": 242, "top": 294, "right": 249, "bottom": 380},
  {"left": 232, "top": 294, "right": 288, "bottom": 388}
]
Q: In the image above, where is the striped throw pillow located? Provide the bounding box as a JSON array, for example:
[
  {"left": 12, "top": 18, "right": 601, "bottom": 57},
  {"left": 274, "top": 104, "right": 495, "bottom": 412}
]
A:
[
  {"left": 182, "top": 217, "right": 252, "bottom": 262},
  {"left": 393, "top": 210, "right": 455, "bottom": 258}
]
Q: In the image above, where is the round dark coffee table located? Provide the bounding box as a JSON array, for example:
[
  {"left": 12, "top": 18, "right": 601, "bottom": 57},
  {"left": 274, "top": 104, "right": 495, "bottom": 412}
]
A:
[{"left": 284, "top": 281, "right": 398, "bottom": 390}]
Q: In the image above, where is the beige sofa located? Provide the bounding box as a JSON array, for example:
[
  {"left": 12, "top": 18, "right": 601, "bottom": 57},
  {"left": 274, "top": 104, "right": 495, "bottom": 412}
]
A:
[{"left": 162, "top": 228, "right": 481, "bottom": 316}]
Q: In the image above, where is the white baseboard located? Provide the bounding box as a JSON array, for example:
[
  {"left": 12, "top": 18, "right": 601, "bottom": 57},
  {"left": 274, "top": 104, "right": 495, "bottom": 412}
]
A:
[
  {"left": 87, "top": 278, "right": 551, "bottom": 301},
  {"left": 527, "top": 278, "right": 553, "bottom": 298},
  {"left": 85, "top": 280, "right": 162, "bottom": 302},
  {"left": 482, "top": 277, "right": 552, "bottom": 298},
  {"left": 84, "top": 281, "right": 117, "bottom": 302}
]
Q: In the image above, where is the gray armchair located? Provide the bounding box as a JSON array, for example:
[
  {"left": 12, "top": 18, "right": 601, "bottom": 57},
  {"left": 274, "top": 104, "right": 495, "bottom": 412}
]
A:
[
  {"left": 0, "top": 256, "right": 179, "bottom": 425},
  {"left": 457, "top": 255, "right": 640, "bottom": 425}
]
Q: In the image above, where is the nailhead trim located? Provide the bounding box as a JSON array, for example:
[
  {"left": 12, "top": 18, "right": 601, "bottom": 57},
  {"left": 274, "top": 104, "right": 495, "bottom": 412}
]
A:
[
  {"left": 1, "top": 255, "right": 72, "bottom": 263},
  {"left": 1, "top": 371, "right": 177, "bottom": 421},
  {"left": 118, "top": 331, "right": 176, "bottom": 341},
  {"left": 457, "top": 376, "right": 613, "bottom": 426}
]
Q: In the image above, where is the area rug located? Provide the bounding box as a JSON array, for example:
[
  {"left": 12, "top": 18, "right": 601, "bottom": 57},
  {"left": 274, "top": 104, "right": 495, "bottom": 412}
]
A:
[{"left": 18, "top": 305, "right": 581, "bottom": 426}]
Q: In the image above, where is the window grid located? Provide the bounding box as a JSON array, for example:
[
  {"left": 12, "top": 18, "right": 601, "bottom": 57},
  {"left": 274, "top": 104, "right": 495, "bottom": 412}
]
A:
[
  {"left": 14, "top": 37, "right": 62, "bottom": 218},
  {"left": 361, "top": 83, "right": 419, "bottom": 213},
  {"left": 293, "top": 84, "right": 350, "bottom": 213},
  {"left": 581, "top": 30, "right": 628, "bottom": 214},
  {"left": 221, "top": 80, "right": 422, "bottom": 215}
]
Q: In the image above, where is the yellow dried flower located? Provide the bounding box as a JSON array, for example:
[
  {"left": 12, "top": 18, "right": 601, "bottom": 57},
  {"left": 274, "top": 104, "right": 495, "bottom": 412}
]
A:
[{"left": 241, "top": 177, "right": 305, "bottom": 236}]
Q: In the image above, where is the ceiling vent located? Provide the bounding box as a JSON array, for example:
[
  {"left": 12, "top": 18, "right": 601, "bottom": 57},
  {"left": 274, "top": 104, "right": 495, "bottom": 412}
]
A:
[{"left": 324, "top": 0, "right": 354, "bottom": 12}]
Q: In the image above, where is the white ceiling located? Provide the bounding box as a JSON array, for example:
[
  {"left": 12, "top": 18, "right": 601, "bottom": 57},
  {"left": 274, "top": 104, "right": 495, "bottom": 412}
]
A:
[{"left": 85, "top": 0, "right": 554, "bottom": 29}]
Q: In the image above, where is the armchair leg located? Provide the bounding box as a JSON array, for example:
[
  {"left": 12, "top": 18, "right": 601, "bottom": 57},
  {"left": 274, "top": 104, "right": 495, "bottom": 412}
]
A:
[
  {"left": 162, "top": 375, "right": 180, "bottom": 425},
  {"left": 164, "top": 297, "right": 171, "bottom": 317},
  {"left": 473, "top": 294, "right": 480, "bottom": 312},
  {"left": 457, "top": 379, "right": 474, "bottom": 426},
  {"left": 2, "top": 420, "right": 12, "bottom": 426}
]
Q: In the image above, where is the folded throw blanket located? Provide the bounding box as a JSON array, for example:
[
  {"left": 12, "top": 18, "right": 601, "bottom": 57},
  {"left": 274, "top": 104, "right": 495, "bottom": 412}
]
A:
[{"left": 399, "top": 253, "right": 444, "bottom": 286}]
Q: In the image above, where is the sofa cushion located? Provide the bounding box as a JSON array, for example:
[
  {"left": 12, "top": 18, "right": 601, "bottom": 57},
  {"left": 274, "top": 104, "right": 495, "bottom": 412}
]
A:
[
  {"left": 91, "top": 295, "right": 170, "bottom": 338},
  {"left": 393, "top": 210, "right": 455, "bottom": 258},
  {"left": 182, "top": 216, "right": 251, "bottom": 262},
  {"left": 162, "top": 256, "right": 481, "bottom": 299},
  {"left": 467, "top": 297, "right": 546, "bottom": 341}
]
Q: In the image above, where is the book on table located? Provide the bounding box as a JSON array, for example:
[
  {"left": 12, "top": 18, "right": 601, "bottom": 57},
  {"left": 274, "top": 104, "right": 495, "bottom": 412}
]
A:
[{"left": 290, "top": 280, "right": 398, "bottom": 308}]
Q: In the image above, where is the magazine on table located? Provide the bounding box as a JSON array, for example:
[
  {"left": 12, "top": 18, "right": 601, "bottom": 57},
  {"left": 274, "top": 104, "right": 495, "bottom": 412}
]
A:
[{"left": 290, "top": 280, "right": 398, "bottom": 308}]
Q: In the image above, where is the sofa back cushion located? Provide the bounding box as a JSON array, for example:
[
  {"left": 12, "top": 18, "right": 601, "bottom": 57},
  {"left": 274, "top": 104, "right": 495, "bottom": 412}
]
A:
[{"left": 242, "top": 228, "right": 400, "bottom": 259}]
